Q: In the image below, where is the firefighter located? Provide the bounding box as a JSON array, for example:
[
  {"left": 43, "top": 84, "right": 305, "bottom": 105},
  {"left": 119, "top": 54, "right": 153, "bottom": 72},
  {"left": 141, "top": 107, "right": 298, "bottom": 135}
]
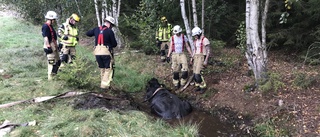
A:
[
  {"left": 58, "top": 13, "right": 80, "bottom": 67},
  {"left": 42, "top": 11, "right": 61, "bottom": 80},
  {"left": 191, "top": 27, "right": 211, "bottom": 93},
  {"left": 166, "top": 25, "right": 193, "bottom": 89},
  {"left": 156, "top": 16, "right": 173, "bottom": 62},
  {"left": 86, "top": 16, "right": 117, "bottom": 91}
]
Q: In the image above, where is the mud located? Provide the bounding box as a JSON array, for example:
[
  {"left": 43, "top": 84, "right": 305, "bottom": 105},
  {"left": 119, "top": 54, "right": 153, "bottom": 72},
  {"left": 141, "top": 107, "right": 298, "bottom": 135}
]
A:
[{"left": 70, "top": 90, "right": 254, "bottom": 137}]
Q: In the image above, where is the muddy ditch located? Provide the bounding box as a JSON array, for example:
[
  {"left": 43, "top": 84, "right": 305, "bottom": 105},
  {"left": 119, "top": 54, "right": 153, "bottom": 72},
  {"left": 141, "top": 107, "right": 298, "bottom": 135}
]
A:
[{"left": 70, "top": 89, "right": 255, "bottom": 137}]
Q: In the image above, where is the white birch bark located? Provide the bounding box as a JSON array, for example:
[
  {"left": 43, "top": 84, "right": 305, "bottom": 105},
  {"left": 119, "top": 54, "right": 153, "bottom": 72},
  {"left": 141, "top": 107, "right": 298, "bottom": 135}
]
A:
[
  {"left": 191, "top": 0, "right": 198, "bottom": 27},
  {"left": 261, "top": 0, "right": 269, "bottom": 63},
  {"left": 94, "top": 0, "right": 101, "bottom": 26},
  {"left": 246, "top": 0, "right": 269, "bottom": 82},
  {"left": 180, "top": 0, "right": 194, "bottom": 52},
  {"left": 245, "top": 0, "right": 253, "bottom": 72},
  {"left": 250, "top": 0, "right": 262, "bottom": 80},
  {"left": 112, "top": 0, "right": 118, "bottom": 25},
  {"left": 102, "top": 0, "right": 107, "bottom": 25}
]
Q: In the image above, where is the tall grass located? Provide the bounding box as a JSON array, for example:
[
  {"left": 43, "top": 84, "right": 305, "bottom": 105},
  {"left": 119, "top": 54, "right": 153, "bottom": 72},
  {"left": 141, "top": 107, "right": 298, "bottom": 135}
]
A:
[{"left": 0, "top": 15, "right": 198, "bottom": 136}]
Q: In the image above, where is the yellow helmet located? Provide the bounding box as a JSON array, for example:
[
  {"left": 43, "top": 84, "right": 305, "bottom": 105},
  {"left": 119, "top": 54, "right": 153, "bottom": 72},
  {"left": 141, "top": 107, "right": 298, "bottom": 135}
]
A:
[
  {"left": 161, "top": 16, "right": 167, "bottom": 22},
  {"left": 70, "top": 13, "right": 80, "bottom": 22}
]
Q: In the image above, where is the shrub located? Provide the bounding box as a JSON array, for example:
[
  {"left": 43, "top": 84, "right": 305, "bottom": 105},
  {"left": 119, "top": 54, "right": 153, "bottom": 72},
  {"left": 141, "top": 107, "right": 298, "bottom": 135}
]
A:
[
  {"left": 292, "top": 72, "right": 317, "bottom": 89},
  {"left": 57, "top": 51, "right": 99, "bottom": 90},
  {"left": 259, "top": 72, "right": 285, "bottom": 92}
]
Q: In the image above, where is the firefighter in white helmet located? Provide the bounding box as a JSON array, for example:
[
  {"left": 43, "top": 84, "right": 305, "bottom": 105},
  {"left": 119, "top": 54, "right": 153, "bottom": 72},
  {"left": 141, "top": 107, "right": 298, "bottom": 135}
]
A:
[
  {"left": 166, "top": 25, "right": 193, "bottom": 89},
  {"left": 86, "top": 16, "right": 117, "bottom": 91},
  {"left": 58, "top": 13, "right": 80, "bottom": 68},
  {"left": 42, "top": 11, "right": 61, "bottom": 80},
  {"left": 191, "top": 26, "right": 211, "bottom": 93}
]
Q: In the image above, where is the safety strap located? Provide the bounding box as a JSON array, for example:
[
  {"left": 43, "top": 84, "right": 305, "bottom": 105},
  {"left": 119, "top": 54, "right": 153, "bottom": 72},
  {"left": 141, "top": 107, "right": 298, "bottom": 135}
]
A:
[
  {"left": 200, "top": 36, "right": 205, "bottom": 53},
  {"left": 98, "top": 26, "right": 108, "bottom": 45},
  {"left": 171, "top": 34, "right": 185, "bottom": 52},
  {"left": 142, "top": 87, "right": 164, "bottom": 103},
  {"left": 45, "top": 22, "right": 55, "bottom": 43},
  {"left": 194, "top": 36, "right": 205, "bottom": 53}
]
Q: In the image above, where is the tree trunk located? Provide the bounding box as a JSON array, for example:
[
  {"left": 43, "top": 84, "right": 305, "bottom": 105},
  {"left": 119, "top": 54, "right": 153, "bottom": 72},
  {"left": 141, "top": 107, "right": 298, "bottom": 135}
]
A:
[
  {"left": 94, "top": 0, "right": 101, "bottom": 26},
  {"left": 180, "top": 0, "right": 194, "bottom": 52},
  {"left": 102, "top": 0, "right": 107, "bottom": 25},
  {"left": 245, "top": 0, "right": 253, "bottom": 72},
  {"left": 245, "top": 0, "right": 269, "bottom": 83},
  {"left": 187, "top": 0, "right": 192, "bottom": 27},
  {"left": 112, "top": 0, "right": 122, "bottom": 48},
  {"left": 191, "top": 0, "right": 198, "bottom": 27}
]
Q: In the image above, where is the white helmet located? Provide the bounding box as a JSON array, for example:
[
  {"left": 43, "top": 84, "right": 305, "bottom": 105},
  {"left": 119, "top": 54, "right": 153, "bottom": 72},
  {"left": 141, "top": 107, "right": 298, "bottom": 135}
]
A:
[
  {"left": 173, "top": 25, "right": 182, "bottom": 34},
  {"left": 45, "top": 11, "right": 58, "bottom": 20},
  {"left": 104, "top": 16, "right": 115, "bottom": 25},
  {"left": 192, "top": 27, "right": 202, "bottom": 36}
]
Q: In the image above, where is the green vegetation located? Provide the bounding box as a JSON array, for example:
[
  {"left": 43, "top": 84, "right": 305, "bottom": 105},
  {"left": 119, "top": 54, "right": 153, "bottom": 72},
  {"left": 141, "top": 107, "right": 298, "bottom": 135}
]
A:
[
  {"left": 254, "top": 118, "right": 290, "bottom": 137},
  {"left": 0, "top": 16, "right": 198, "bottom": 136},
  {"left": 292, "top": 72, "right": 318, "bottom": 89},
  {"left": 259, "top": 72, "right": 285, "bottom": 93}
]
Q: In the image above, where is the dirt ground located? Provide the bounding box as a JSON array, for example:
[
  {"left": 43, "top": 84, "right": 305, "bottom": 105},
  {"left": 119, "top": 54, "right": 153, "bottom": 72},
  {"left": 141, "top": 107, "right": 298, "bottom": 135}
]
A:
[{"left": 153, "top": 48, "right": 320, "bottom": 136}]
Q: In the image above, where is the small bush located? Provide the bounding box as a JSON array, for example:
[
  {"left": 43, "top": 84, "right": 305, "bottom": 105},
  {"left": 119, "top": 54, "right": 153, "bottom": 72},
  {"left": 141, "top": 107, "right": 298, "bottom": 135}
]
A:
[
  {"left": 57, "top": 53, "right": 99, "bottom": 90},
  {"left": 292, "top": 72, "right": 317, "bottom": 89},
  {"left": 259, "top": 72, "right": 285, "bottom": 92}
]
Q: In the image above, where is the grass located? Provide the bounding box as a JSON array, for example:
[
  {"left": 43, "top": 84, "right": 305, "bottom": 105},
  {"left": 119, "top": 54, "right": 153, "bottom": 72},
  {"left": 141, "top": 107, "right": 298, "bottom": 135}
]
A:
[{"left": 0, "top": 16, "right": 198, "bottom": 136}]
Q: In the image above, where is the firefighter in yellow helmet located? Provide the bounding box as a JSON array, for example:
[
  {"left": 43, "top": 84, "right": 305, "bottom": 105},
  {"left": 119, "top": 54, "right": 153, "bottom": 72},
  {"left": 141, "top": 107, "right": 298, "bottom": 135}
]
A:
[
  {"left": 42, "top": 11, "right": 61, "bottom": 80},
  {"left": 156, "top": 16, "right": 173, "bottom": 62},
  {"left": 58, "top": 13, "right": 80, "bottom": 68}
]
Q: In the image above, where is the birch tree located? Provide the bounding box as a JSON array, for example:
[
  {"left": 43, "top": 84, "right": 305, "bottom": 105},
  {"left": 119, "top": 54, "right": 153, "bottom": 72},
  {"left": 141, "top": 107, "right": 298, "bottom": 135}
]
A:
[
  {"left": 180, "top": 0, "right": 194, "bottom": 51},
  {"left": 245, "top": 0, "right": 270, "bottom": 83},
  {"left": 191, "top": 0, "right": 198, "bottom": 27},
  {"left": 94, "top": 0, "right": 101, "bottom": 26}
]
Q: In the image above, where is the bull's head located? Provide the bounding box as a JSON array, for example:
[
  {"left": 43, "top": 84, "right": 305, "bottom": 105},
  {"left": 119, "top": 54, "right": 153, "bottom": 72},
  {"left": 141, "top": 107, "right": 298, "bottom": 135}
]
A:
[{"left": 144, "top": 78, "right": 162, "bottom": 102}]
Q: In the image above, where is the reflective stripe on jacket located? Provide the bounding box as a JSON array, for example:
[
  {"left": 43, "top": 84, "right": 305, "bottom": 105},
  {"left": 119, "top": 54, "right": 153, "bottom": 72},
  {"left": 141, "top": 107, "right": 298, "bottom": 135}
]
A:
[
  {"left": 156, "top": 24, "right": 172, "bottom": 42},
  {"left": 59, "top": 19, "right": 79, "bottom": 46}
]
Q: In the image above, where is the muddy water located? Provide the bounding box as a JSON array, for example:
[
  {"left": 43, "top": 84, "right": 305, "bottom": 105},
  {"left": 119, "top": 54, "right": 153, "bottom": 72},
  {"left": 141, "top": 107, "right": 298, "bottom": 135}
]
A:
[
  {"left": 132, "top": 93, "right": 243, "bottom": 137},
  {"left": 75, "top": 92, "right": 245, "bottom": 136},
  {"left": 167, "top": 110, "right": 241, "bottom": 137}
]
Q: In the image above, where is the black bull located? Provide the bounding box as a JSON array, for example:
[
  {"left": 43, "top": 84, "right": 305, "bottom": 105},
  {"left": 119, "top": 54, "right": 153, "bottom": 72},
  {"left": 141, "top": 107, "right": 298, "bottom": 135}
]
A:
[{"left": 144, "top": 78, "right": 192, "bottom": 119}]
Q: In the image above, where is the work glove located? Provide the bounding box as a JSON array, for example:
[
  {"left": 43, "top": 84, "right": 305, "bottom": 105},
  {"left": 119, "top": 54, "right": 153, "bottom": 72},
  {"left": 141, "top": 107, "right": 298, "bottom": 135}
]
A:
[
  {"left": 44, "top": 47, "right": 53, "bottom": 54},
  {"left": 166, "top": 57, "right": 170, "bottom": 63},
  {"left": 63, "top": 35, "right": 68, "bottom": 40}
]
